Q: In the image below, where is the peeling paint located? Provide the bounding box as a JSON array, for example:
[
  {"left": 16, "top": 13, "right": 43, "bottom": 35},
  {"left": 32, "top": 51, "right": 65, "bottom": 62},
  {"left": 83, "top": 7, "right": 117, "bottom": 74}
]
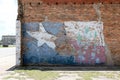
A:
[
  {"left": 27, "top": 23, "right": 56, "bottom": 49},
  {"left": 16, "top": 21, "right": 21, "bottom": 66},
  {"left": 64, "top": 21, "right": 105, "bottom": 46},
  {"left": 42, "top": 22, "right": 66, "bottom": 36},
  {"left": 22, "top": 21, "right": 106, "bottom": 65}
]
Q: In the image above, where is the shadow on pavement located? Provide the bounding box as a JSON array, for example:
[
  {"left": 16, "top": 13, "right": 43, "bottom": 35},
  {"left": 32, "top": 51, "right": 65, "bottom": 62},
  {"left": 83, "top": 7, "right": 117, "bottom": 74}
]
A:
[{"left": 7, "top": 65, "right": 120, "bottom": 71}]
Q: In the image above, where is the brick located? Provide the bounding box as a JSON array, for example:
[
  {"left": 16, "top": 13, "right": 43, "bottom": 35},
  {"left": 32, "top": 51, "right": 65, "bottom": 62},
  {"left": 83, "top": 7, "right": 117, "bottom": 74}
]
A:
[{"left": 18, "top": 0, "right": 120, "bottom": 65}]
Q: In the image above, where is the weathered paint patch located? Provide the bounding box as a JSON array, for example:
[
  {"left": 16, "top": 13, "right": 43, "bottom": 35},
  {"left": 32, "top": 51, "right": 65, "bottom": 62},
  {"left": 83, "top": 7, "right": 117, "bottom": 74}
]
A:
[
  {"left": 42, "top": 22, "right": 66, "bottom": 36},
  {"left": 16, "top": 21, "right": 21, "bottom": 66},
  {"left": 22, "top": 21, "right": 106, "bottom": 65},
  {"left": 64, "top": 21, "right": 105, "bottom": 46},
  {"left": 73, "top": 45, "right": 106, "bottom": 65},
  {"left": 27, "top": 23, "right": 56, "bottom": 49},
  {"left": 22, "top": 22, "right": 39, "bottom": 32}
]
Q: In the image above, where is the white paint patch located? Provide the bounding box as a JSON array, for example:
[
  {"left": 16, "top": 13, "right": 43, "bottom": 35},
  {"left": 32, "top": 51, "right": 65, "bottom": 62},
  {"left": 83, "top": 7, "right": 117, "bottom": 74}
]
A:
[
  {"left": 16, "top": 21, "right": 21, "bottom": 66},
  {"left": 27, "top": 23, "right": 56, "bottom": 49},
  {"left": 64, "top": 21, "right": 105, "bottom": 46}
]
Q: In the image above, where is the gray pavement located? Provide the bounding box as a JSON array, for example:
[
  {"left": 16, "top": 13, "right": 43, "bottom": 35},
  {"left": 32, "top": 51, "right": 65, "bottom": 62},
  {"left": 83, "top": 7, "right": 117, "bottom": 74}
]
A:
[
  {"left": 0, "top": 47, "right": 16, "bottom": 73},
  {"left": 0, "top": 47, "right": 16, "bottom": 58}
]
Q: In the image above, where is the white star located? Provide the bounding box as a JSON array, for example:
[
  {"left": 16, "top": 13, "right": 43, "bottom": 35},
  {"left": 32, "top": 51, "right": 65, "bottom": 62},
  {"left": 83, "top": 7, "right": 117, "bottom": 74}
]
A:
[{"left": 27, "top": 23, "right": 56, "bottom": 49}]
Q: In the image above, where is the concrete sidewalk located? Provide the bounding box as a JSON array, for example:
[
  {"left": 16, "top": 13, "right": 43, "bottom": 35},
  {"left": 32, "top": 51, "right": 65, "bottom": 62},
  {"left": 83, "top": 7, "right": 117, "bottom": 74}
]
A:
[{"left": 0, "top": 47, "right": 16, "bottom": 74}]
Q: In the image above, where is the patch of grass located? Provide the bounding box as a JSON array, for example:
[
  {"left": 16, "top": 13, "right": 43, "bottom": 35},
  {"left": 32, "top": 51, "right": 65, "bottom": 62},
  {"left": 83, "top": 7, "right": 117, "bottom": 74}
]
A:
[
  {"left": 0, "top": 45, "right": 3, "bottom": 48},
  {"left": 78, "top": 71, "right": 117, "bottom": 80},
  {"left": 3, "top": 76, "right": 12, "bottom": 80},
  {"left": 3, "top": 76, "right": 26, "bottom": 80},
  {"left": 78, "top": 72, "right": 101, "bottom": 80},
  {"left": 0, "top": 45, "right": 15, "bottom": 48},
  {"left": 9, "top": 45, "right": 16, "bottom": 47},
  {"left": 3, "top": 72, "right": 26, "bottom": 80},
  {"left": 15, "top": 70, "right": 59, "bottom": 80},
  {"left": 102, "top": 72, "right": 115, "bottom": 78}
]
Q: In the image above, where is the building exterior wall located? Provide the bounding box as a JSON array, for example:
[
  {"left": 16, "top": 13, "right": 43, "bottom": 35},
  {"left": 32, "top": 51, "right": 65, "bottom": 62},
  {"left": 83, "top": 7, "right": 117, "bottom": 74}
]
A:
[
  {"left": 18, "top": 0, "right": 120, "bottom": 66},
  {"left": 16, "top": 21, "right": 21, "bottom": 66},
  {"left": 2, "top": 35, "right": 16, "bottom": 46}
]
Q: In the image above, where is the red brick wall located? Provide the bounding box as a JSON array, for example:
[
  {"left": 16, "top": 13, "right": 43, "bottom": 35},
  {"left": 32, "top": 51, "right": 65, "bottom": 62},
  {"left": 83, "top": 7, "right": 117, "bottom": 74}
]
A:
[
  {"left": 20, "top": 0, "right": 120, "bottom": 4},
  {"left": 18, "top": 0, "right": 120, "bottom": 65}
]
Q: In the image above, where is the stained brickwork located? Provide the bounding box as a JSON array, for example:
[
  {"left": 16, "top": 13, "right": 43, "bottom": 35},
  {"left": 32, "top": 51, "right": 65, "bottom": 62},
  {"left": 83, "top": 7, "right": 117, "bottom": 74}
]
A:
[
  {"left": 18, "top": 0, "right": 120, "bottom": 65},
  {"left": 20, "top": 0, "right": 120, "bottom": 4}
]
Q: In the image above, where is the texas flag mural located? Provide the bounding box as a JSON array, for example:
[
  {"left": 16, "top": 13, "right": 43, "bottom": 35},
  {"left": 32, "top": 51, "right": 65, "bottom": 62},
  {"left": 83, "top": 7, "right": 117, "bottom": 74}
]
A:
[{"left": 22, "top": 21, "right": 106, "bottom": 65}]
